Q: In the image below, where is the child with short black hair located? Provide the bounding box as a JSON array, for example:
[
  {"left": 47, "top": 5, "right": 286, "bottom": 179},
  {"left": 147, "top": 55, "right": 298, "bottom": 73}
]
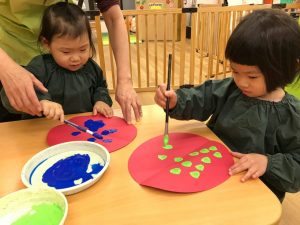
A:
[
  {"left": 155, "top": 9, "right": 300, "bottom": 202},
  {"left": 1, "top": 2, "right": 113, "bottom": 122}
]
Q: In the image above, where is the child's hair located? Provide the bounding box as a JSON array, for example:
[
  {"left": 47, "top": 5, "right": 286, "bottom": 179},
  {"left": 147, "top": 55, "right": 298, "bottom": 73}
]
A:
[
  {"left": 38, "top": 2, "right": 96, "bottom": 57},
  {"left": 225, "top": 9, "right": 300, "bottom": 92}
]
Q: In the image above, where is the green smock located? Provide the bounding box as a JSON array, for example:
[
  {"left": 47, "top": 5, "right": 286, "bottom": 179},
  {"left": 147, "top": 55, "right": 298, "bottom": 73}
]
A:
[
  {"left": 0, "top": 0, "right": 62, "bottom": 65},
  {"left": 170, "top": 78, "right": 300, "bottom": 201},
  {"left": 1, "top": 54, "right": 112, "bottom": 118}
]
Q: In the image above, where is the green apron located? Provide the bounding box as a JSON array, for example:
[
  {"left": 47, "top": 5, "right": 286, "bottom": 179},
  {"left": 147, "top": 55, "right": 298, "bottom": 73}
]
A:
[{"left": 0, "top": 0, "right": 63, "bottom": 65}]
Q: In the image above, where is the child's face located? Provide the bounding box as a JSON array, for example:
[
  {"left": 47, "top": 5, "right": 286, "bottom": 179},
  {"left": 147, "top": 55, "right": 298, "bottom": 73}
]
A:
[
  {"left": 230, "top": 62, "right": 267, "bottom": 98},
  {"left": 46, "top": 33, "right": 90, "bottom": 71}
]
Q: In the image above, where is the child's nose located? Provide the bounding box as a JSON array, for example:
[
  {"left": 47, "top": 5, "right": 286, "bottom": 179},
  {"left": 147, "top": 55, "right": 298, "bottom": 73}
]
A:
[{"left": 70, "top": 55, "right": 80, "bottom": 62}]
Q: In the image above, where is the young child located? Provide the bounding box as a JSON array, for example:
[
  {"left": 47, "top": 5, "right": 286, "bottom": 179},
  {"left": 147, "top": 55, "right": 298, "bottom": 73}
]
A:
[
  {"left": 155, "top": 9, "right": 300, "bottom": 202},
  {"left": 1, "top": 2, "right": 113, "bottom": 122}
]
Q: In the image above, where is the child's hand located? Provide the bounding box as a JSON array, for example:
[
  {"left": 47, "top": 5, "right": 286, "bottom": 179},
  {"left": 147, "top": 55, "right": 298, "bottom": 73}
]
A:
[
  {"left": 229, "top": 152, "right": 268, "bottom": 182},
  {"left": 154, "top": 84, "right": 177, "bottom": 109},
  {"left": 93, "top": 101, "right": 113, "bottom": 118},
  {"left": 40, "top": 100, "right": 64, "bottom": 122}
]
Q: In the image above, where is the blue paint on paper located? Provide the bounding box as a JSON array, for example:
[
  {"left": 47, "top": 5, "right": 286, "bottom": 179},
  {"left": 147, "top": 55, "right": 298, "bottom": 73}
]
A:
[
  {"left": 92, "top": 133, "right": 103, "bottom": 139},
  {"left": 87, "top": 138, "right": 96, "bottom": 142},
  {"left": 71, "top": 131, "right": 81, "bottom": 136},
  {"left": 101, "top": 130, "right": 110, "bottom": 135},
  {"left": 84, "top": 119, "right": 105, "bottom": 132},
  {"left": 68, "top": 119, "right": 118, "bottom": 144},
  {"left": 42, "top": 154, "right": 104, "bottom": 189}
]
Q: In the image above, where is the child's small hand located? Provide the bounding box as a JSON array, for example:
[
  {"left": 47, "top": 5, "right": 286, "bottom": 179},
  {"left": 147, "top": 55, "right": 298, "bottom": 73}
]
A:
[
  {"left": 93, "top": 101, "right": 113, "bottom": 118},
  {"left": 229, "top": 152, "right": 268, "bottom": 182},
  {"left": 40, "top": 100, "right": 64, "bottom": 122},
  {"left": 154, "top": 84, "right": 177, "bottom": 109}
]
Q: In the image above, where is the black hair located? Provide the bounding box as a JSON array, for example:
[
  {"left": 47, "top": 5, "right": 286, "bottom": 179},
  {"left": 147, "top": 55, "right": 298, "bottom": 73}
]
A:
[
  {"left": 38, "top": 2, "right": 96, "bottom": 57},
  {"left": 225, "top": 9, "right": 300, "bottom": 92}
]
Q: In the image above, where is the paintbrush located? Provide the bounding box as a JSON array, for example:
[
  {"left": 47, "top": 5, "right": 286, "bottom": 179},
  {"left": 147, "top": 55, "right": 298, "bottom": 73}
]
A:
[
  {"left": 64, "top": 119, "right": 103, "bottom": 139},
  {"left": 163, "top": 54, "right": 173, "bottom": 149}
]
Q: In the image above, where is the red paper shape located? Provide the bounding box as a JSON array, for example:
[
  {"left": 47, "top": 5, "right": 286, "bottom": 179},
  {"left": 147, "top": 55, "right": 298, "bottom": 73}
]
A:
[
  {"left": 47, "top": 115, "right": 137, "bottom": 152},
  {"left": 128, "top": 133, "right": 234, "bottom": 193}
]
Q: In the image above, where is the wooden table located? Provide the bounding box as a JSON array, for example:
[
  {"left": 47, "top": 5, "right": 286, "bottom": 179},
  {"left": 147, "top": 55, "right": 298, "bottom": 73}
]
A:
[{"left": 0, "top": 105, "right": 282, "bottom": 225}]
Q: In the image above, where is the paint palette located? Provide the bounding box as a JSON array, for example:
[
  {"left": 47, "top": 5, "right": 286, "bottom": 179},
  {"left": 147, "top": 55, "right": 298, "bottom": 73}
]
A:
[
  {"left": 0, "top": 187, "right": 67, "bottom": 225},
  {"left": 21, "top": 141, "right": 110, "bottom": 195}
]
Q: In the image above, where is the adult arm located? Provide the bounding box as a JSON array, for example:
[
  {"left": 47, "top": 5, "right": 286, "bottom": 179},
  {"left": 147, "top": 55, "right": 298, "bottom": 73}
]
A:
[
  {"left": 101, "top": 5, "right": 142, "bottom": 123},
  {"left": 0, "top": 48, "right": 47, "bottom": 116}
]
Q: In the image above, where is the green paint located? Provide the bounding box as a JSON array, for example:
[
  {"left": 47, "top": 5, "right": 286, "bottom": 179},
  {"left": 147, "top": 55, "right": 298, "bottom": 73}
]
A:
[
  {"left": 209, "top": 146, "right": 217, "bottom": 151},
  {"left": 174, "top": 157, "right": 183, "bottom": 162},
  {"left": 158, "top": 154, "right": 167, "bottom": 160},
  {"left": 189, "top": 151, "right": 199, "bottom": 156},
  {"left": 201, "top": 157, "right": 211, "bottom": 164},
  {"left": 12, "top": 203, "right": 64, "bottom": 225},
  {"left": 200, "top": 148, "right": 209, "bottom": 153},
  {"left": 213, "top": 152, "right": 222, "bottom": 158},
  {"left": 163, "top": 144, "right": 173, "bottom": 150},
  {"left": 170, "top": 168, "right": 181, "bottom": 175},
  {"left": 195, "top": 164, "right": 204, "bottom": 171},
  {"left": 181, "top": 161, "right": 192, "bottom": 167},
  {"left": 163, "top": 135, "right": 173, "bottom": 149},
  {"left": 190, "top": 171, "right": 200, "bottom": 179}
]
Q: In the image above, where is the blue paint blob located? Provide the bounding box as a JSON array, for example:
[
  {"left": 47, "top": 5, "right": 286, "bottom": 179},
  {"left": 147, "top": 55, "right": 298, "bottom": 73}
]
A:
[
  {"left": 92, "top": 133, "right": 103, "bottom": 139},
  {"left": 109, "top": 129, "right": 117, "bottom": 133},
  {"left": 103, "top": 139, "right": 112, "bottom": 143},
  {"left": 101, "top": 130, "right": 110, "bottom": 135},
  {"left": 87, "top": 138, "right": 96, "bottom": 142},
  {"left": 84, "top": 119, "right": 105, "bottom": 132},
  {"left": 71, "top": 131, "right": 81, "bottom": 136},
  {"left": 42, "top": 154, "right": 104, "bottom": 189}
]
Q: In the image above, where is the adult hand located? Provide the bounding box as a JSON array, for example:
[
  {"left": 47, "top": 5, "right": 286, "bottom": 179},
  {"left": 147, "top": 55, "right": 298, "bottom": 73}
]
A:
[
  {"left": 115, "top": 80, "right": 142, "bottom": 124},
  {"left": 229, "top": 151, "right": 268, "bottom": 182},
  {"left": 0, "top": 58, "right": 47, "bottom": 116}
]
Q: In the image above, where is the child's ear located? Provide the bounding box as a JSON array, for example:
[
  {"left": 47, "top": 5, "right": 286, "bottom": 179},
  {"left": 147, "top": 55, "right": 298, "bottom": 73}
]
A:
[{"left": 41, "top": 37, "right": 50, "bottom": 49}]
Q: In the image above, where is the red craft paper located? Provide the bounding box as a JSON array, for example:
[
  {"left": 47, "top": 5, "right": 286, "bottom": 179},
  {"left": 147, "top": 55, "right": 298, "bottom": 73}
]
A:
[
  {"left": 128, "top": 133, "right": 234, "bottom": 193},
  {"left": 47, "top": 115, "right": 137, "bottom": 152}
]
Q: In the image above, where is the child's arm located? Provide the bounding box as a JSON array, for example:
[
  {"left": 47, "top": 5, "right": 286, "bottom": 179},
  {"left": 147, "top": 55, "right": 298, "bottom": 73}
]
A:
[
  {"left": 229, "top": 152, "right": 268, "bottom": 182},
  {"left": 93, "top": 101, "right": 113, "bottom": 118},
  {"left": 154, "top": 84, "right": 177, "bottom": 109},
  {"left": 40, "top": 100, "right": 64, "bottom": 122}
]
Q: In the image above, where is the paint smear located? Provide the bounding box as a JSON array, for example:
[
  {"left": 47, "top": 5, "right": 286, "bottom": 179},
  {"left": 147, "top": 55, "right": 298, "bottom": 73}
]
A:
[
  {"left": 42, "top": 154, "right": 103, "bottom": 189},
  {"left": 84, "top": 119, "right": 105, "bottom": 132},
  {"left": 11, "top": 203, "right": 63, "bottom": 225}
]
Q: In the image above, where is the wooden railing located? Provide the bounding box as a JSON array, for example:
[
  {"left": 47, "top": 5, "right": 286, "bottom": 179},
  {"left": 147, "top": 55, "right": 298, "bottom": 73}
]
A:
[{"left": 94, "top": 4, "right": 299, "bottom": 93}]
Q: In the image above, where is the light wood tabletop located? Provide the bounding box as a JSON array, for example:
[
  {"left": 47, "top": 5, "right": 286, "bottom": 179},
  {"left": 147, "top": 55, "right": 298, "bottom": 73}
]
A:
[{"left": 0, "top": 104, "right": 282, "bottom": 225}]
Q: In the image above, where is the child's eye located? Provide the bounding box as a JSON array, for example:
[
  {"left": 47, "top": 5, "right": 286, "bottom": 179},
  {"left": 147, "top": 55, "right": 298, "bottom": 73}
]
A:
[
  {"left": 80, "top": 49, "right": 87, "bottom": 52},
  {"left": 62, "top": 51, "right": 70, "bottom": 54},
  {"left": 249, "top": 76, "right": 258, "bottom": 79}
]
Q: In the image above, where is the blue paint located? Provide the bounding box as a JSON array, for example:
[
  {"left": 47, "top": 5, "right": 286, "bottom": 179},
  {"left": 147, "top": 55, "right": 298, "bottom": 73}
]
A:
[
  {"left": 84, "top": 119, "right": 105, "bottom": 132},
  {"left": 42, "top": 154, "right": 104, "bottom": 189},
  {"left": 71, "top": 131, "right": 81, "bottom": 136},
  {"left": 101, "top": 130, "right": 110, "bottom": 135},
  {"left": 87, "top": 138, "right": 96, "bottom": 142},
  {"left": 68, "top": 119, "right": 118, "bottom": 144},
  {"left": 92, "top": 133, "right": 103, "bottom": 139}
]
